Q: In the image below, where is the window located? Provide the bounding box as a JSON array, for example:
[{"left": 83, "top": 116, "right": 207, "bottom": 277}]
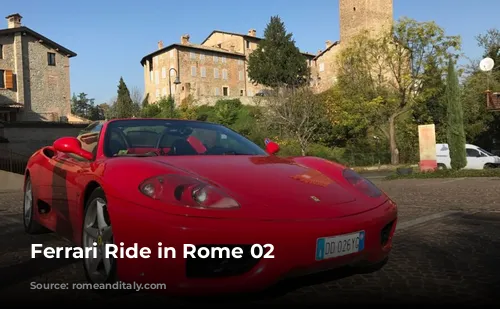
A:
[
  {"left": 213, "top": 56, "right": 218, "bottom": 63},
  {"left": 161, "top": 87, "right": 167, "bottom": 97},
  {"left": 240, "top": 89, "right": 244, "bottom": 96},
  {"left": 190, "top": 52, "right": 196, "bottom": 60},
  {"left": 238, "top": 59, "right": 243, "bottom": 66},
  {"left": 47, "top": 52, "right": 56, "bottom": 66},
  {"left": 191, "top": 66, "right": 196, "bottom": 76},
  {"left": 200, "top": 54, "right": 205, "bottom": 61},
  {"left": 248, "top": 90, "right": 253, "bottom": 96},
  {"left": 222, "top": 69, "right": 228, "bottom": 80},
  {"left": 201, "top": 67, "right": 206, "bottom": 78},
  {"left": 155, "top": 71, "right": 160, "bottom": 85},
  {"left": 104, "top": 119, "right": 267, "bottom": 157},
  {"left": 214, "top": 68, "right": 219, "bottom": 79},
  {"left": 215, "top": 87, "right": 220, "bottom": 96},
  {"left": 76, "top": 122, "right": 103, "bottom": 158},
  {"left": 239, "top": 71, "right": 244, "bottom": 81},
  {"left": 170, "top": 50, "right": 174, "bottom": 58},
  {"left": 154, "top": 56, "right": 158, "bottom": 65},
  {"left": 478, "top": 147, "right": 494, "bottom": 156},
  {"left": 0, "top": 70, "right": 12, "bottom": 90},
  {"left": 0, "top": 44, "right": 3, "bottom": 59},
  {"left": 466, "top": 148, "right": 480, "bottom": 157},
  {"left": 246, "top": 41, "right": 250, "bottom": 49},
  {"left": 162, "top": 67, "right": 166, "bottom": 79},
  {"left": 319, "top": 63, "right": 325, "bottom": 72},
  {"left": 155, "top": 89, "right": 160, "bottom": 98},
  {"left": 223, "top": 87, "right": 229, "bottom": 96},
  {"left": 221, "top": 56, "right": 226, "bottom": 63},
  {"left": 170, "top": 65, "right": 175, "bottom": 76},
  {"left": 150, "top": 71, "right": 154, "bottom": 81}
]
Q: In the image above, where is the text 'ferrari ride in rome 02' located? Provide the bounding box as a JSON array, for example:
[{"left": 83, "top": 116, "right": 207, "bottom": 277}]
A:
[{"left": 23, "top": 118, "right": 397, "bottom": 295}]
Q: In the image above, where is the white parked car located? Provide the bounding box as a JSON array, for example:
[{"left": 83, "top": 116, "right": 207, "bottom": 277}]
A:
[{"left": 436, "top": 143, "right": 500, "bottom": 170}]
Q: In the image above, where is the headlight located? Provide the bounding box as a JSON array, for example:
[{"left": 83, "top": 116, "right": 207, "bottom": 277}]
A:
[
  {"left": 342, "top": 169, "right": 383, "bottom": 198},
  {"left": 139, "top": 174, "right": 240, "bottom": 209}
]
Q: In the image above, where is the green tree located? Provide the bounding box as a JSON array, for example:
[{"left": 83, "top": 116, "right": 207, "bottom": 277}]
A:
[
  {"left": 247, "top": 16, "right": 309, "bottom": 89},
  {"left": 141, "top": 103, "right": 161, "bottom": 118},
  {"left": 213, "top": 99, "right": 242, "bottom": 126},
  {"left": 335, "top": 17, "right": 460, "bottom": 164},
  {"left": 445, "top": 58, "right": 467, "bottom": 169},
  {"left": 476, "top": 28, "right": 500, "bottom": 67},
  {"left": 156, "top": 96, "right": 178, "bottom": 118},
  {"left": 141, "top": 93, "right": 150, "bottom": 108},
  {"left": 113, "top": 77, "right": 136, "bottom": 118},
  {"left": 71, "top": 92, "right": 95, "bottom": 119},
  {"left": 265, "top": 87, "right": 328, "bottom": 155}
]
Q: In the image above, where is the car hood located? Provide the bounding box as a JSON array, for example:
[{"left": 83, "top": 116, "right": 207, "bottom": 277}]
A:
[{"left": 149, "top": 156, "right": 377, "bottom": 220}]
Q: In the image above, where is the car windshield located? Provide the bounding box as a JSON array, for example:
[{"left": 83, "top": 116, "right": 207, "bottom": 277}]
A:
[
  {"left": 103, "top": 119, "right": 268, "bottom": 157},
  {"left": 478, "top": 147, "right": 494, "bottom": 156}
]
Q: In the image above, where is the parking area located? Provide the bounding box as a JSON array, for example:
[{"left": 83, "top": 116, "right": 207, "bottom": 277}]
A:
[{"left": 0, "top": 176, "right": 499, "bottom": 305}]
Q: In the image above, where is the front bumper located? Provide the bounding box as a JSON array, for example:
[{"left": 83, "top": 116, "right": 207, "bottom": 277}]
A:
[{"left": 107, "top": 196, "right": 397, "bottom": 295}]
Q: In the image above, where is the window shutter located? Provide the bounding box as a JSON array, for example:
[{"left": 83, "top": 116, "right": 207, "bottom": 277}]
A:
[{"left": 4, "top": 70, "right": 13, "bottom": 89}]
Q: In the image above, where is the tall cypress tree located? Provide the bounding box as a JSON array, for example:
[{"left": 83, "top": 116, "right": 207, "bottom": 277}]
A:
[
  {"left": 114, "top": 77, "right": 135, "bottom": 118},
  {"left": 445, "top": 58, "right": 467, "bottom": 169}
]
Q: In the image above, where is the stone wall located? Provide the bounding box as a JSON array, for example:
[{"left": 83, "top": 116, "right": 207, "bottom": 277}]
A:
[
  {"left": 193, "top": 95, "right": 267, "bottom": 106},
  {"left": 23, "top": 34, "right": 71, "bottom": 119},
  {"left": 339, "top": 0, "right": 393, "bottom": 43},
  {"left": 0, "top": 29, "right": 72, "bottom": 122},
  {"left": 0, "top": 121, "right": 88, "bottom": 158}
]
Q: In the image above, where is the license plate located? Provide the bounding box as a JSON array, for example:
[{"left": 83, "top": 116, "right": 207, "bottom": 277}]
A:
[{"left": 315, "top": 231, "right": 365, "bottom": 260}]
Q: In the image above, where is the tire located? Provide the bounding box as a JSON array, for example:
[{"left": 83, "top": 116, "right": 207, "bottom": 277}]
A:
[
  {"left": 82, "top": 187, "right": 120, "bottom": 290},
  {"left": 23, "top": 176, "right": 49, "bottom": 234},
  {"left": 437, "top": 163, "right": 447, "bottom": 170},
  {"left": 484, "top": 163, "right": 495, "bottom": 169}
]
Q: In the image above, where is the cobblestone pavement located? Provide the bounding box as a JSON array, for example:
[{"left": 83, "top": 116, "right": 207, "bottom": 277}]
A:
[{"left": 0, "top": 177, "right": 499, "bottom": 305}]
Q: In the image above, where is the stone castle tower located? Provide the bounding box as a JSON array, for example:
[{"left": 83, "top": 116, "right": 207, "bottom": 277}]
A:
[{"left": 339, "top": 0, "right": 394, "bottom": 43}]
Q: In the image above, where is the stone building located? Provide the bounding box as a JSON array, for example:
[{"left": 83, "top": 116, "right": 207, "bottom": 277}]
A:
[
  {"left": 0, "top": 13, "right": 78, "bottom": 122},
  {"left": 140, "top": 31, "right": 315, "bottom": 105},
  {"left": 310, "top": 0, "right": 393, "bottom": 93},
  {"left": 141, "top": 0, "right": 393, "bottom": 103}
]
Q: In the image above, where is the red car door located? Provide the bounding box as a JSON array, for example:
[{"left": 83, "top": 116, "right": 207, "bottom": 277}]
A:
[{"left": 49, "top": 152, "right": 90, "bottom": 241}]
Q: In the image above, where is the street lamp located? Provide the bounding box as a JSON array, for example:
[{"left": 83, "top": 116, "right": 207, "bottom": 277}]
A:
[{"left": 168, "top": 67, "right": 181, "bottom": 114}]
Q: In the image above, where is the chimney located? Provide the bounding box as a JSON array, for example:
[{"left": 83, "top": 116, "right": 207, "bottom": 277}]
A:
[
  {"left": 325, "top": 40, "right": 333, "bottom": 48},
  {"left": 6, "top": 13, "right": 22, "bottom": 29},
  {"left": 181, "top": 34, "right": 190, "bottom": 45},
  {"left": 248, "top": 29, "right": 256, "bottom": 37},
  {"left": 158, "top": 40, "right": 164, "bottom": 49}
]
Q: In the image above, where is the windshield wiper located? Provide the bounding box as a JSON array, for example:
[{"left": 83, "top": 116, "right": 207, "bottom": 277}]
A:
[
  {"left": 221, "top": 151, "right": 253, "bottom": 155},
  {"left": 114, "top": 151, "right": 158, "bottom": 157}
]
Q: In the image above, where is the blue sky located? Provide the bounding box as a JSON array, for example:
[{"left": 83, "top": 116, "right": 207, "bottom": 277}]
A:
[{"left": 2, "top": 0, "right": 498, "bottom": 103}]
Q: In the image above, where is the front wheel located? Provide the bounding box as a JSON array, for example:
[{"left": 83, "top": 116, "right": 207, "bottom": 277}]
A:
[
  {"left": 23, "top": 177, "right": 48, "bottom": 234},
  {"left": 82, "top": 187, "right": 118, "bottom": 286},
  {"left": 437, "top": 163, "right": 447, "bottom": 170}
]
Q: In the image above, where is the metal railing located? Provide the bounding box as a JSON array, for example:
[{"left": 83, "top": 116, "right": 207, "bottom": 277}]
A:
[{"left": 0, "top": 149, "right": 30, "bottom": 175}]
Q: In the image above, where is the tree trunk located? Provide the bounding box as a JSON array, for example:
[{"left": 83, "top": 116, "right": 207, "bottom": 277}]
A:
[
  {"left": 389, "top": 115, "right": 399, "bottom": 165},
  {"left": 301, "top": 148, "right": 306, "bottom": 156}
]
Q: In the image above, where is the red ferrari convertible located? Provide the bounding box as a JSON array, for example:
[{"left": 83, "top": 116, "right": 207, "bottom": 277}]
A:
[{"left": 23, "top": 118, "right": 397, "bottom": 294}]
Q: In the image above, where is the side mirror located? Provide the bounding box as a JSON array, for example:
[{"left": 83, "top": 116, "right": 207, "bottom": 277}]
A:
[
  {"left": 53, "top": 137, "right": 93, "bottom": 160},
  {"left": 264, "top": 138, "right": 280, "bottom": 155}
]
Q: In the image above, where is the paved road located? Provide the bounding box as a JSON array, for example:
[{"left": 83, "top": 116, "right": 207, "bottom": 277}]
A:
[{"left": 0, "top": 177, "right": 499, "bottom": 305}]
